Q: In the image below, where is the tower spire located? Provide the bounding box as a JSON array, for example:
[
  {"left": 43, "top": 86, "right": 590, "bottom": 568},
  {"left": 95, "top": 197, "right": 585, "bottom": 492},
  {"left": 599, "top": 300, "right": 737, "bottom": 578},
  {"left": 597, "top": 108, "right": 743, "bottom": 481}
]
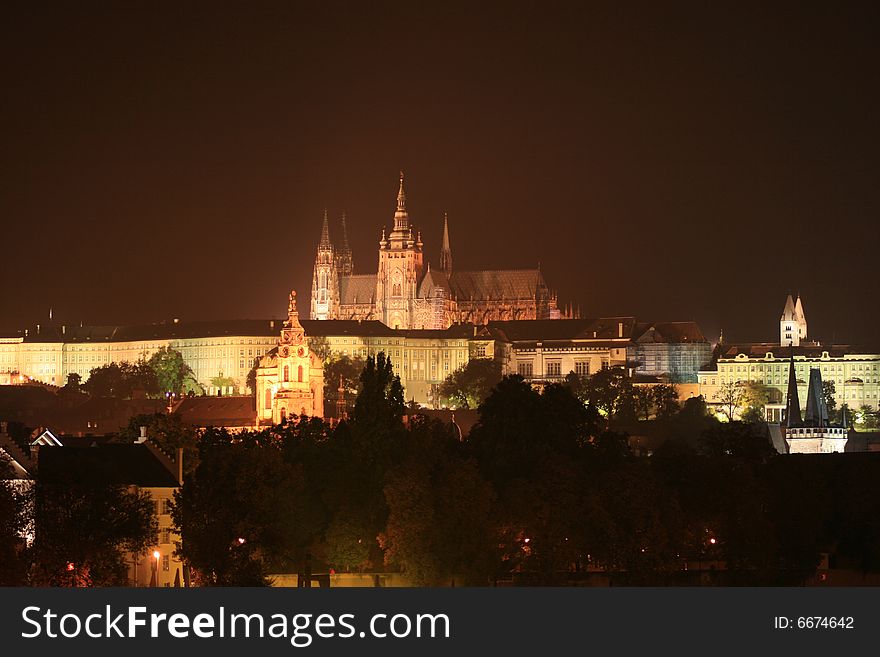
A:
[
  {"left": 784, "top": 350, "right": 802, "bottom": 428},
  {"left": 393, "top": 170, "right": 409, "bottom": 231},
  {"left": 319, "top": 209, "right": 331, "bottom": 249},
  {"left": 336, "top": 211, "right": 353, "bottom": 276},
  {"left": 440, "top": 212, "right": 452, "bottom": 274}
]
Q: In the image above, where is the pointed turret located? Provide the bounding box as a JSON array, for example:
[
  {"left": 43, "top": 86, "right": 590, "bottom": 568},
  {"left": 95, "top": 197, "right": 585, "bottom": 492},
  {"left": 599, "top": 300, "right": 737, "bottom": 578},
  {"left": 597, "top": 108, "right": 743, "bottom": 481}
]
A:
[
  {"left": 783, "top": 352, "right": 802, "bottom": 428},
  {"left": 804, "top": 367, "right": 829, "bottom": 427},
  {"left": 781, "top": 294, "right": 796, "bottom": 321},
  {"left": 440, "top": 212, "right": 452, "bottom": 274},
  {"left": 794, "top": 294, "right": 807, "bottom": 341}
]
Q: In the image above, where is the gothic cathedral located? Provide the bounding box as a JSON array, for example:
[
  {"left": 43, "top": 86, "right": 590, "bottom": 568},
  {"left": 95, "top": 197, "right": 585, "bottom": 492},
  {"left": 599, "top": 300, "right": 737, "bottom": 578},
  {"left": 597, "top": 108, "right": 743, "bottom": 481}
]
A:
[{"left": 310, "top": 172, "right": 562, "bottom": 329}]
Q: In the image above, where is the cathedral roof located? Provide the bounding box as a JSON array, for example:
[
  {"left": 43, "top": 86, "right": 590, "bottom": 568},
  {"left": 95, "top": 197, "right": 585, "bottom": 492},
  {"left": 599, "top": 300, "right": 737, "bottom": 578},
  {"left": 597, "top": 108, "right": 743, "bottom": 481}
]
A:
[
  {"left": 447, "top": 269, "right": 548, "bottom": 301},
  {"left": 338, "top": 274, "right": 377, "bottom": 305}
]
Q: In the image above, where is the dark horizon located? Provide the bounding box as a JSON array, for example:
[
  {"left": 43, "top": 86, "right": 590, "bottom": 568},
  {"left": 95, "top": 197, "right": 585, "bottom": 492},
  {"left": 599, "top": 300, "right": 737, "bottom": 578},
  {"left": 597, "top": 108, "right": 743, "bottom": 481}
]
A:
[{"left": 2, "top": 2, "right": 878, "bottom": 346}]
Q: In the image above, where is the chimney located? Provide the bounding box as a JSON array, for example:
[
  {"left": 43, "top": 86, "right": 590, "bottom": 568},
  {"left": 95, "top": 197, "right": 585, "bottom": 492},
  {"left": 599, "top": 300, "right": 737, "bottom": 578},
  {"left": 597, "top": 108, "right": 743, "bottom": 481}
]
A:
[
  {"left": 62, "top": 325, "right": 66, "bottom": 335},
  {"left": 618, "top": 322, "right": 623, "bottom": 338},
  {"left": 137, "top": 426, "right": 147, "bottom": 443}
]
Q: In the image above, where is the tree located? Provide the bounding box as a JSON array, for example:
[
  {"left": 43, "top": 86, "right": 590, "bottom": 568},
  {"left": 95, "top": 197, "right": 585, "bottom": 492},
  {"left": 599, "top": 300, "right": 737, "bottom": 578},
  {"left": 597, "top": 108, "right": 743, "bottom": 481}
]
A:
[
  {"left": 172, "top": 429, "right": 315, "bottom": 585},
  {"left": 381, "top": 417, "right": 495, "bottom": 585},
  {"left": 857, "top": 405, "right": 878, "bottom": 430},
  {"left": 699, "top": 421, "right": 776, "bottom": 464},
  {"left": 82, "top": 361, "right": 158, "bottom": 399},
  {"left": 210, "top": 374, "right": 237, "bottom": 392},
  {"left": 60, "top": 372, "right": 82, "bottom": 394},
  {"left": 713, "top": 381, "right": 743, "bottom": 420},
  {"left": 308, "top": 336, "right": 332, "bottom": 362},
  {"left": 148, "top": 347, "right": 195, "bottom": 396},
  {"left": 245, "top": 356, "right": 261, "bottom": 396},
  {"left": 740, "top": 382, "right": 772, "bottom": 424},
  {"left": 586, "top": 366, "right": 635, "bottom": 422},
  {"left": 323, "top": 355, "right": 365, "bottom": 418},
  {"left": 353, "top": 352, "right": 405, "bottom": 433},
  {"left": 823, "top": 380, "right": 838, "bottom": 419},
  {"left": 439, "top": 359, "right": 502, "bottom": 409},
  {"left": 652, "top": 384, "right": 680, "bottom": 419},
  {"left": 0, "top": 460, "right": 29, "bottom": 585},
  {"left": 633, "top": 386, "right": 655, "bottom": 420},
  {"left": 31, "top": 457, "right": 157, "bottom": 586}
]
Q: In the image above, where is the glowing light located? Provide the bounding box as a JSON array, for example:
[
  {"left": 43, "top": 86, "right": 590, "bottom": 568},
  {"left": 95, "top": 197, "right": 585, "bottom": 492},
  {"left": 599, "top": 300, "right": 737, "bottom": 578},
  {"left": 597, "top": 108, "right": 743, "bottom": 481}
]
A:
[
  {"left": 237, "top": 537, "right": 246, "bottom": 545},
  {"left": 709, "top": 538, "right": 717, "bottom": 545},
  {"left": 66, "top": 562, "right": 75, "bottom": 572},
  {"left": 523, "top": 537, "right": 531, "bottom": 544},
  {"left": 153, "top": 550, "right": 161, "bottom": 560}
]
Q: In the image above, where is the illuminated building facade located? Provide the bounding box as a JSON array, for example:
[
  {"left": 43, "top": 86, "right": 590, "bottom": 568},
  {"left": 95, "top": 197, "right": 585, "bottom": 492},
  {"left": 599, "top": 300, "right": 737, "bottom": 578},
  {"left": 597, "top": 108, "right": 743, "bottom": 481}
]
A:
[
  {"left": 699, "top": 295, "right": 880, "bottom": 416},
  {"left": 310, "top": 172, "right": 561, "bottom": 329},
  {"left": 254, "top": 291, "right": 324, "bottom": 424},
  {"left": 0, "top": 322, "right": 279, "bottom": 395}
]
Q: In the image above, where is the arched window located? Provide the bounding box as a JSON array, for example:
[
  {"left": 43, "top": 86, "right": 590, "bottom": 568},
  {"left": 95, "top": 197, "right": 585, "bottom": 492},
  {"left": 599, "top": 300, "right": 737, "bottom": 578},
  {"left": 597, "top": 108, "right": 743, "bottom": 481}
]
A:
[
  {"left": 297, "top": 365, "right": 303, "bottom": 382},
  {"left": 280, "top": 408, "right": 287, "bottom": 422},
  {"left": 264, "top": 389, "right": 272, "bottom": 410},
  {"left": 283, "top": 365, "right": 289, "bottom": 382}
]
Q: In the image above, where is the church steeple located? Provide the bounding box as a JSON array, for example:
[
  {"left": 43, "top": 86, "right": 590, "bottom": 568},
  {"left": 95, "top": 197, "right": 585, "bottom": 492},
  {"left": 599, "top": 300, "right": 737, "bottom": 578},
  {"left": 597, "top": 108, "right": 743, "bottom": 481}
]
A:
[{"left": 440, "top": 212, "right": 452, "bottom": 274}]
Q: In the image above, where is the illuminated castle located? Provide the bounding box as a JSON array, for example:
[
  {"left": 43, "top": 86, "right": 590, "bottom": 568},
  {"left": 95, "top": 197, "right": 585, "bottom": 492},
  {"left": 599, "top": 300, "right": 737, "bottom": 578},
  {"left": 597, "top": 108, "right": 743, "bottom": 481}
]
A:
[{"left": 310, "top": 172, "right": 562, "bottom": 329}]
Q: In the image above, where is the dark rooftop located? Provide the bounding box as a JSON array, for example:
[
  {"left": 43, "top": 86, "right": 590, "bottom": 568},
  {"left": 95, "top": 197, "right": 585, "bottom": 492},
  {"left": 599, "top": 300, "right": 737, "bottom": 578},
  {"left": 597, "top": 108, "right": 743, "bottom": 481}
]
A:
[{"left": 36, "top": 443, "right": 179, "bottom": 488}]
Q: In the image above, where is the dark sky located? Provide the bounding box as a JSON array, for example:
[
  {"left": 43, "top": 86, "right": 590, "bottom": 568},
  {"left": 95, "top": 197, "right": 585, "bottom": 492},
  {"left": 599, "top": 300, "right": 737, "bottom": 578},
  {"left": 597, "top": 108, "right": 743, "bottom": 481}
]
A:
[{"left": 1, "top": 1, "right": 878, "bottom": 345}]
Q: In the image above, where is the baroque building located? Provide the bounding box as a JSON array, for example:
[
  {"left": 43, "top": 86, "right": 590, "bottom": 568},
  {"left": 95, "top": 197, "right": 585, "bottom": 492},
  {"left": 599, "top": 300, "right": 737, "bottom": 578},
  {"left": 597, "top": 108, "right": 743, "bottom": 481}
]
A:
[
  {"left": 255, "top": 291, "right": 324, "bottom": 424},
  {"left": 310, "top": 172, "right": 560, "bottom": 329}
]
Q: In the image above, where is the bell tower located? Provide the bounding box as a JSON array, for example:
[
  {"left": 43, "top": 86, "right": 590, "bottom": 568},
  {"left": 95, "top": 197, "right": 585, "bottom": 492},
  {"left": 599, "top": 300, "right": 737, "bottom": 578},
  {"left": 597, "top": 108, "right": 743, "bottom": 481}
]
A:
[
  {"left": 375, "top": 171, "right": 424, "bottom": 329},
  {"left": 780, "top": 294, "right": 808, "bottom": 346}
]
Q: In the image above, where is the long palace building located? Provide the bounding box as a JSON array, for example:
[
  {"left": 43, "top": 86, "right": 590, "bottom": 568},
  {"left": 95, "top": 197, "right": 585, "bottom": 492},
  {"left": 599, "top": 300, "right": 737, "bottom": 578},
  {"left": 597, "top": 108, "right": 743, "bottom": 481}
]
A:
[
  {"left": 2, "top": 310, "right": 713, "bottom": 406},
  {"left": 310, "top": 172, "right": 563, "bottom": 329}
]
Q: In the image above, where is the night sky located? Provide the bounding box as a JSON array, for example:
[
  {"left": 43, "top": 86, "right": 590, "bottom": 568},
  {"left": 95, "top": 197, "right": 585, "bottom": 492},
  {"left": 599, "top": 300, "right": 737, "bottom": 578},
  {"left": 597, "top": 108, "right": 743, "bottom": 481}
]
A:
[{"left": 2, "top": 2, "right": 878, "bottom": 345}]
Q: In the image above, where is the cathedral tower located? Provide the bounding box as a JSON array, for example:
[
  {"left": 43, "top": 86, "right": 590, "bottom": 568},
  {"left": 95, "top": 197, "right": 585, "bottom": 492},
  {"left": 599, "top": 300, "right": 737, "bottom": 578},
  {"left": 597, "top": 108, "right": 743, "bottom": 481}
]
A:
[
  {"left": 310, "top": 210, "right": 338, "bottom": 320},
  {"left": 375, "top": 171, "right": 424, "bottom": 329}
]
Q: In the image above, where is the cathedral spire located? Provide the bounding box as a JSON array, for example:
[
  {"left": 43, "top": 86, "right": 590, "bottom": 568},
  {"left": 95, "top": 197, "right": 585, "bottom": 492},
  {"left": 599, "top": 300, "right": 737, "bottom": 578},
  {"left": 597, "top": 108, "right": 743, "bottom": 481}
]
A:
[
  {"left": 440, "top": 212, "right": 452, "bottom": 274},
  {"left": 319, "top": 209, "right": 331, "bottom": 249},
  {"left": 393, "top": 170, "right": 409, "bottom": 231},
  {"left": 336, "top": 211, "right": 353, "bottom": 276},
  {"left": 340, "top": 211, "right": 350, "bottom": 252}
]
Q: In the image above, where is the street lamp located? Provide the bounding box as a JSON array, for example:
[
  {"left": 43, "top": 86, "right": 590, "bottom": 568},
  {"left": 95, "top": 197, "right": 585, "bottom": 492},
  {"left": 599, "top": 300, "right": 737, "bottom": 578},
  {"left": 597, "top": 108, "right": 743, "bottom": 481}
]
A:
[{"left": 153, "top": 550, "right": 161, "bottom": 587}]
